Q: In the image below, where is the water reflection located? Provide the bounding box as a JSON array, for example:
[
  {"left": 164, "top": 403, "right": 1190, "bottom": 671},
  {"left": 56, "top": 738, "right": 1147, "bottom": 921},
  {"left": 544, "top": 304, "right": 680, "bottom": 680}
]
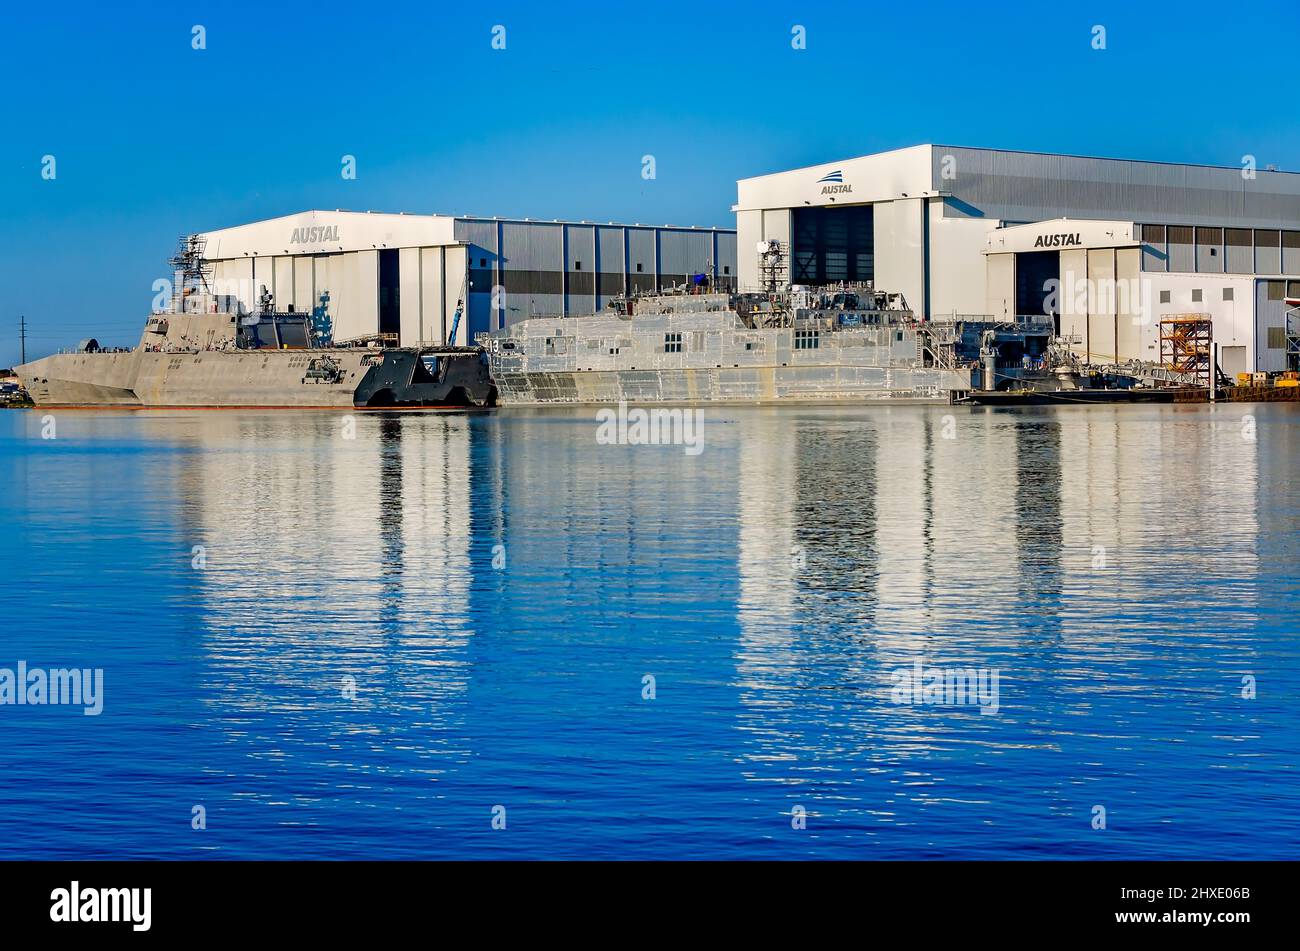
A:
[
  {"left": 177, "top": 412, "right": 478, "bottom": 814},
  {"left": 8, "top": 402, "right": 1280, "bottom": 858}
]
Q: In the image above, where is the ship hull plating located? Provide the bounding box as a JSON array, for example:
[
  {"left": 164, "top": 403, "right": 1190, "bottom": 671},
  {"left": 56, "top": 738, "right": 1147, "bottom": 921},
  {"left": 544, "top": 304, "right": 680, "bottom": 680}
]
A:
[
  {"left": 483, "top": 298, "right": 999, "bottom": 406},
  {"left": 492, "top": 366, "right": 973, "bottom": 405},
  {"left": 18, "top": 347, "right": 494, "bottom": 409}
]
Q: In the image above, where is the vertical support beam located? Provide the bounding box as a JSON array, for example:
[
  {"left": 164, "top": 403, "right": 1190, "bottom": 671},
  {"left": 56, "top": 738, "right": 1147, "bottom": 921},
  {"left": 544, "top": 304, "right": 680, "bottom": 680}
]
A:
[
  {"left": 561, "top": 223, "right": 569, "bottom": 318},
  {"left": 594, "top": 226, "right": 602, "bottom": 311},
  {"left": 439, "top": 245, "right": 447, "bottom": 345},
  {"left": 654, "top": 229, "right": 661, "bottom": 292},
  {"left": 495, "top": 219, "right": 504, "bottom": 331}
]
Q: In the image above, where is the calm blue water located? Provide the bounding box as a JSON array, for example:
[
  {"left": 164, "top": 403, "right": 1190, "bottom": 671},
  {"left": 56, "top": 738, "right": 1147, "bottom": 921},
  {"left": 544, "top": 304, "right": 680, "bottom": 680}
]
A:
[{"left": 0, "top": 403, "right": 1296, "bottom": 860}]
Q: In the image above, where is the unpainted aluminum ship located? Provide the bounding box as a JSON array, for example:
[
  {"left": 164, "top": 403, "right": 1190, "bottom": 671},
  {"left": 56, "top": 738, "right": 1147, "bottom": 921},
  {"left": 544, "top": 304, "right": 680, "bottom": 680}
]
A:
[
  {"left": 482, "top": 282, "right": 1056, "bottom": 406},
  {"left": 17, "top": 237, "right": 494, "bottom": 409}
]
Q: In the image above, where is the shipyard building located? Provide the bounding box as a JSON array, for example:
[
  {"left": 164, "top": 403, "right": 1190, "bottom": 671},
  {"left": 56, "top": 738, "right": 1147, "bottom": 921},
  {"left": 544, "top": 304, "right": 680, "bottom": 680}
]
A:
[
  {"left": 198, "top": 212, "right": 736, "bottom": 346},
  {"left": 195, "top": 145, "right": 1300, "bottom": 377},
  {"left": 735, "top": 144, "right": 1300, "bottom": 375}
]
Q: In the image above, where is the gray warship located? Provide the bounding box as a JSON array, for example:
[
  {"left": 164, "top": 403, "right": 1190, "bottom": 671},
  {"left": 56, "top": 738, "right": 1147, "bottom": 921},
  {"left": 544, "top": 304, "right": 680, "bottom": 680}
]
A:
[
  {"left": 482, "top": 242, "right": 1056, "bottom": 405},
  {"left": 17, "top": 237, "right": 494, "bottom": 409}
]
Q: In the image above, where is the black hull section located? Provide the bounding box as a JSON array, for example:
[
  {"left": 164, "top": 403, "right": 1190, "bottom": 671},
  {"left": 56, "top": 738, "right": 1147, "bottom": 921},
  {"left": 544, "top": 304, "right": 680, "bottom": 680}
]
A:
[
  {"left": 354, "top": 349, "right": 496, "bottom": 408},
  {"left": 963, "top": 388, "right": 1179, "bottom": 406}
]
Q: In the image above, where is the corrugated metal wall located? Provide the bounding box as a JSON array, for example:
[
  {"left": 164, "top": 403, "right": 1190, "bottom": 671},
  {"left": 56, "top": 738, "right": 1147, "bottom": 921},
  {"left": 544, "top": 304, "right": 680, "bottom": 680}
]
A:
[
  {"left": 627, "top": 228, "right": 657, "bottom": 294},
  {"left": 1196, "top": 227, "right": 1224, "bottom": 273},
  {"left": 717, "top": 232, "right": 737, "bottom": 286},
  {"left": 1139, "top": 224, "right": 1300, "bottom": 276},
  {"left": 1254, "top": 279, "right": 1300, "bottom": 373},
  {"left": 934, "top": 146, "right": 1300, "bottom": 229},
  {"left": 449, "top": 219, "right": 734, "bottom": 329},
  {"left": 205, "top": 217, "right": 736, "bottom": 344},
  {"left": 596, "top": 227, "right": 625, "bottom": 310},
  {"left": 565, "top": 224, "right": 596, "bottom": 316},
  {"left": 657, "top": 230, "right": 713, "bottom": 287}
]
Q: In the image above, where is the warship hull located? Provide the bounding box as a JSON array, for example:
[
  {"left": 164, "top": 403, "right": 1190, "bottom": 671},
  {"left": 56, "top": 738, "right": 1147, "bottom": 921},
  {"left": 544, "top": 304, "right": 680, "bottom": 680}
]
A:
[
  {"left": 18, "top": 346, "right": 495, "bottom": 409},
  {"left": 482, "top": 293, "right": 1011, "bottom": 407},
  {"left": 491, "top": 365, "right": 974, "bottom": 405}
]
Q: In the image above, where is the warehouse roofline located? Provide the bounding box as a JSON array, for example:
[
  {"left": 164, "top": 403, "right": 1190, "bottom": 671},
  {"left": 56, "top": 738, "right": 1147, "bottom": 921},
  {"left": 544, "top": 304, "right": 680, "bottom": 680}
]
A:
[
  {"left": 201, "top": 209, "right": 735, "bottom": 236},
  {"left": 199, "top": 210, "right": 734, "bottom": 260},
  {"left": 736, "top": 143, "right": 1296, "bottom": 184}
]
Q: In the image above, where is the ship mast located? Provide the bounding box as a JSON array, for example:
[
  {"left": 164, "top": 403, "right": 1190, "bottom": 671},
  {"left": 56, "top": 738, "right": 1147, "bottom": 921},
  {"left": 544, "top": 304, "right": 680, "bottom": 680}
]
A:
[{"left": 168, "top": 234, "right": 214, "bottom": 314}]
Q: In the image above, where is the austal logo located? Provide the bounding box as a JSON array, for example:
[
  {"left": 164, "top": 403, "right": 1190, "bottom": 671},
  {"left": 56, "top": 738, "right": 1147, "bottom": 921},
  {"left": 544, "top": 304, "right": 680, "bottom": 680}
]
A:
[
  {"left": 817, "top": 169, "right": 852, "bottom": 195},
  {"left": 1034, "top": 232, "right": 1082, "bottom": 248},
  {"left": 290, "top": 225, "right": 340, "bottom": 245}
]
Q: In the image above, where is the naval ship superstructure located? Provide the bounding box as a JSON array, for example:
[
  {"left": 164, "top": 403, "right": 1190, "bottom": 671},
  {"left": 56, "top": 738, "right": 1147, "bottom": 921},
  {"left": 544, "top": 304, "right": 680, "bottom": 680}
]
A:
[
  {"left": 482, "top": 245, "right": 1057, "bottom": 405},
  {"left": 17, "top": 237, "right": 495, "bottom": 409}
]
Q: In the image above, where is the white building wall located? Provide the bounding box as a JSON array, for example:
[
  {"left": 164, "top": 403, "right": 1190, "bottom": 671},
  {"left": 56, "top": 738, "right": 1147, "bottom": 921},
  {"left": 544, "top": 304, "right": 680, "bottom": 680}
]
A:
[
  {"left": 873, "top": 199, "right": 926, "bottom": 315},
  {"left": 736, "top": 208, "right": 793, "bottom": 290},
  {"left": 734, "top": 144, "right": 935, "bottom": 211},
  {"left": 419, "top": 248, "right": 444, "bottom": 346},
  {"left": 398, "top": 247, "right": 421, "bottom": 347},
  {"left": 929, "top": 203, "right": 998, "bottom": 317},
  {"left": 292, "top": 257, "right": 313, "bottom": 314},
  {"left": 1145, "top": 272, "right": 1257, "bottom": 369},
  {"left": 442, "top": 246, "right": 468, "bottom": 344},
  {"left": 273, "top": 256, "right": 293, "bottom": 307}
]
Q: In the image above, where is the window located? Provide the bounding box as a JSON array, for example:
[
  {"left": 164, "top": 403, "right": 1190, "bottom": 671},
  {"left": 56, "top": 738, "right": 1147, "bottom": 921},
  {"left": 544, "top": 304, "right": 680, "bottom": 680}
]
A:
[
  {"left": 1223, "top": 287, "right": 1234, "bottom": 301},
  {"left": 479, "top": 258, "right": 487, "bottom": 267},
  {"left": 794, "top": 329, "right": 820, "bottom": 350},
  {"left": 1191, "top": 289, "right": 1202, "bottom": 302},
  {"left": 664, "top": 332, "right": 682, "bottom": 353},
  {"left": 636, "top": 263, "right": 643, "bottom": 273},
  {"left": 1268, "top": 281, "right": 1284, "bottom": 301},
  {"left": 1159, "top": 290, "right": 1171, "bottom": 303},
  {"left": 1268, "top": 327, "right": 1286, "bottom": 349},
  {"left": 723, "top": 266, "right": 730, "bottom": 275},
  {"left": 574, "top": 261, "right": 582, "bottom": 271}
]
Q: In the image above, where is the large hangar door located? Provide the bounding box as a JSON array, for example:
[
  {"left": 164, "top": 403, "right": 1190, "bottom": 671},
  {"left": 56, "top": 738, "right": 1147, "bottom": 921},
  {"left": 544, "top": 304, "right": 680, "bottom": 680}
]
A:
[
  {"left": 378, "top": 249, "right": 400, "bottom": 337},
  {"left": 791, "top": 206, "right": 874, "bottom": 284},
  {"left": 1015, "top": 250, "right": 1060, "bottom": 328}
]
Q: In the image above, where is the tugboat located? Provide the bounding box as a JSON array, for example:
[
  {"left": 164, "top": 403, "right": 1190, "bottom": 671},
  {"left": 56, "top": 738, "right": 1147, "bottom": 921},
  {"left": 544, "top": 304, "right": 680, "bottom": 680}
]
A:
[{"left": 16, "top": 236, "right": 495, "bottom": 409}]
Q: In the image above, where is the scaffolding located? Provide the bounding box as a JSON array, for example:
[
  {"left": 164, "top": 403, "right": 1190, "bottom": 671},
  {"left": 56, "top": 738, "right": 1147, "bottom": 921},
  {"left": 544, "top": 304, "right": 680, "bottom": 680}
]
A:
[
  {"left": 757, "top": 239, "right": 788, "bottom": 297},
  {"left": 168, "top": 234, "right": 215, "bottom": 313},
  {"left": 1159, "top": 314, "right": 1213, "bottom": 389},
  {"left": 1286, "top": 298, "right": 1300, "bottom": 373}
]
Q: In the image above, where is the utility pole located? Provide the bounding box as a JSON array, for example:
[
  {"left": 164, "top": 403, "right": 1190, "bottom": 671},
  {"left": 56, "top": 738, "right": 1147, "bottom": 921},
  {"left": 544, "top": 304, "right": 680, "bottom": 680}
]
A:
[{"left": 19, "top": 314, "right": 26, "bottom": 365}]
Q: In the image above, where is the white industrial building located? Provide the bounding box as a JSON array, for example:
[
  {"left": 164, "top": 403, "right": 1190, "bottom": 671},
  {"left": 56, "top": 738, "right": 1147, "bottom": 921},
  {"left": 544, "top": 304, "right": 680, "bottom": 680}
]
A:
[
  {"left": 199, "top": 211, "right": 736, "bottom": 347},
  {"left": 735, "top": 144, "right": 1300, "bottom": 375},
  {"left": 193, "top": 144, "right": 1300, "bottom": 376}
]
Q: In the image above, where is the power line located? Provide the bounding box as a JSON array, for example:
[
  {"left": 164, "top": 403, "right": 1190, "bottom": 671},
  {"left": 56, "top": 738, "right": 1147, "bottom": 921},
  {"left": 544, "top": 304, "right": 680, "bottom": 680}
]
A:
[{"left": 18, "top": 315, "right": 26, "bottom": 365}]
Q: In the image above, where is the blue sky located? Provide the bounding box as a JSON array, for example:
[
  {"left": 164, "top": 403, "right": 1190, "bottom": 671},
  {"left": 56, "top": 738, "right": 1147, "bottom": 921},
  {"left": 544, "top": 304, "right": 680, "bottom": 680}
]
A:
[{"left": 2, "top": 0, "right": 1299, "bottom": 365}]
